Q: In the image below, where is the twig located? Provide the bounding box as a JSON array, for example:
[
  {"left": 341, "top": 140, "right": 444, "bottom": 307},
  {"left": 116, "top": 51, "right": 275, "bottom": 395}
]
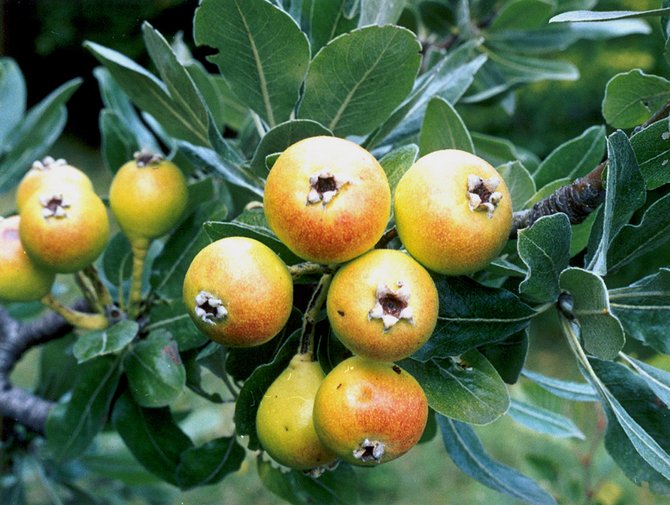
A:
[
  {"left": 298, "top": 273, "right": 333, "bottom": 356},
  {"left": 375, "top": 226, "right": 398, "bottom": 249},
  {"left": 511, "top": 162, "right": 606, "bottom": 237},
  {"left": 0, "top": 305, "right": 84, "bottom": 433}
]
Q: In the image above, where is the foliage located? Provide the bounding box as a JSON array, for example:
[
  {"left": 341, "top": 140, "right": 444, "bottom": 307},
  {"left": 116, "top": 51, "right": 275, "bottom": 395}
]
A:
[{"left": 2, "top": 1, "right": 670, "bottom": 504}]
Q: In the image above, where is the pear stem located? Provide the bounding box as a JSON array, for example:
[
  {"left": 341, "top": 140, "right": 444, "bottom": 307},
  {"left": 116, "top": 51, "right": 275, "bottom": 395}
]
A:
[
  {"left": 129, "top": 237, "right": 151, "bottom": 318},
  {"left": 299, "top": 273, "right": 333, "bottom": 356},
  {"left": 40, "top": 294, "right": 108, "bottom": 331}
]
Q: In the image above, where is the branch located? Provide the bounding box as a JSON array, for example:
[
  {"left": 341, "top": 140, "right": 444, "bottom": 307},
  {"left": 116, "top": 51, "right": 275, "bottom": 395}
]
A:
[
  {"left": 0, "top": 301, "right": 86, "bottom": 434},
  {"left": 511, "top": 162, "right": 606, "bottom": 237}
]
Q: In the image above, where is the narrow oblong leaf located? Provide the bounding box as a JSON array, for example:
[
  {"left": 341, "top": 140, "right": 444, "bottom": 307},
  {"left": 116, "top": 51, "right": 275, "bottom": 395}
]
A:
[
  {"left": 176, "top": 437, "right": 246, "bottom": 490},
  {"left": 585, "top": 130, "right": 646, "bottom": 275},
  {"left": 521, "top": 369, "right": 597, "bottom": 402},
  {"left": 358, "top": 0, "right": 406, "bottom": 27},
  {"left": 401, "top": 351, "right": 510, "bottom": 425},
  {"left": 0, "top": 58, "right": 26, "bottom": 146},
  {"left": 559, "top": 267, "right": 625, "bottom": 360},
  {"left": 379, "top": 143, "right": 419, "bottom": 197},
  {"left": 258, "top": 458, "right": 359, "bottom": 505},
  {"left": 621, "top": 354, "right": 670, "bottom": 406},
  {"left": 551, "top": 8, "right": 670, "bottom": 23},
  {"left": 85, "top": 41, "right": 209, "bottom": 146},
  {"left": 46, "top": 355, "right": 123, "bottom": 461},
  {"left": 124, "top": 331, "right": 186, "bottom": 408},
  {"left": 365, "top": 40, "right": 486, "bottom": 149},
  {"left": 249, "top": 119, "right": 332, "bottom": 176},
  {"left": 309, "top": 0, "right": 358, "bottom": 53},
  {"left": 603, "top": 70, "right": 670, "bottom": 129},
  {"left": 73, "top": 320, "right": 139, "bottom": 363},
  {"left": 590, "top": 358, "right": 670, "bottom": 491},
  {"left": 479, "top": 330, "right": 529, "bottom": 385},
  {"left": 194, "top": 0, "right": 310, "bottom": 127},
  {"left": 299, "top": 25, "right": 421, "bottom": 136},
  {"left": 608, "top": 193, "right": 670, "bottom": 272},
  {"left": 508, "top": 399, "right": 585, "bottom": 439},
  {"left": 517, "top": 214, "right": 572, "bottom": 303},
  {"left": 112, "top": 392, "right": 194, "bottom": 486},
  {"left": 413, "top": 276, "right": 536, "bottom": 361},
  {"left": 438, "top": 416, "right": 557, "bottom": 505},
  {"left": 497, "top": 161, "right": 536, "bottom": 212},
  {"left": 533, "top": 125, "right": 606, "bottom": 188},
  {"left": 630, "top": 117, "right": 670, "bottom": 190},
  {"left": 608, "top": 268, "right": 670, "bottom": 354},
  {"left": 142, "top": 23, "right": 209, "bottom": 137},
  {"left": 419, "top": 96, "right": 474, "bottom": 156}
]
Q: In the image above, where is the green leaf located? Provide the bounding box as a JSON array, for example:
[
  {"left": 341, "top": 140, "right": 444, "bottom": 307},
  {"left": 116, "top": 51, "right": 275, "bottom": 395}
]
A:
[
  {"left": 358, "top": 0, "right": 406, "bottom": 27},
  {"left": 176, "top": 437, "right": 246, "bottom": 490},
  {"left": 550, "top": 8, "right": 670, "bottom": 23},
  {"left": 497, "top": 161, "right": 536, "bottom": 212},
  {"left": 365, "top": 40, "right": 486, "bottom": 149},
  {"left": 438, "top": 416, "right": 557, "bottom": 505},
  {"left": 147, "top": 300, "right": 208, "bottom": 352},
  {"left": 585, "top": 131, "right": 646, "bottom": 275},
  {"left": 413, "top": 276, "right": 536, "bottom": 360},
  {"left": 478, "top": 329, "right": 528, "bottom": 385},
  {"left": 379, "top": 143, "right": 419, "bottom": 198},
  {"left": 177, "top": 142, "right": 264, "bottom": 196},
  {"left": 85, "top": 42, "right": 209, "bottom": 146},
  {"left": 249, "top": 120, "right": 332, "bottom": 176},
  {"left": 101, "top": 232, "right": 133, "bottom": 302},
  {"left": 194, "top": 0, "right": 310, "bottom": 127},
  {"left": 151, "top": 201, "right": 228, "bottom": 301},
  {"left": 308, "top": 0, "right": 358, "bottom": 53},
  {"left": 0, "top": 78, "right": 81, "bottom": 194},
  {"left": 521, "top": 369, "right": 597, "bottom": 402},
  {"left": 608, "top": 193, "right": 670, "bottom": 272},
  {"left": 533, "top": 125, "right": 606, "bottom": 188},
  {"left": 37, "top": 334, "right": 80, "bottom": 402},
  {"left": 142, "top": 23, "right": 210, "bottom": 137},
  {"left": 258, "top": 458, "right": 359, "bottom": 505},
  {"left": 590, "top": 358, "right": 670, "bottom": 493},
  {"left": 559, "top": 267, "right": 625, "bottom": 360},
  {"left": 299, "top": 25, "right": 421, "bottom": 136},
  {"left": 630, "top": 118, "right": 670, "bottom": 190},
  {"left": 99, "top": 110, "right": 139, "bottom": 174},
  {"left": 124, "top": 330, "right": 186, "bottom": 408},
  {"left": 419, "top": 96, "right": 474, "bottom": 156},
  {"left": 112, "top": 392, "right": 194, "bottom": 486},
  {"left": 0, "top": 58, "right": 26, "bottom": 146},
  {"left": 46, "top": 355, "right": 123, "bottom": 461},
  {"left": 608, "top": 268, "right": 670, "bottom": 354},
  {"left": 204, "top": 219, "right": 302, "bottom": 265},
  {"left": 602, "top": 70, "right": 670, "bottom": 129},
  {"left": 401, "top": 351, "right": 510, "bottom": 425},
  {"left": 570, "top": 211, "right": 597, "bottom": 257},
  {"left": 234, "top": 331, "right": 299, "bottom": 450},
  {"left": 472, "top": 132, "right": 540, "bottom": 170},
  {"left": 488, "top": 0, "right": 554, "bottom": 31},
  {"left": 93, "top": 67, "right": 161, "bottom": 158},
  {"left": 508, "top": 399, "right": 585, "bottom": 439},
  {"left": 73, "top": 320, "right": 139, "bottom": 364},
  {"left": 621, "top": 354, "right": 670, "bottom": 406},
  {"left": 517, "top": 214, "right": 572, "bottom": 303}
]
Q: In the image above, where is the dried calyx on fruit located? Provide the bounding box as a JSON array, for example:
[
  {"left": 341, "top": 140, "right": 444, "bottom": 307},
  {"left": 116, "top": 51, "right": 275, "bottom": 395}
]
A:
[
  {"left": 193, "top": 290, "right": 228, "bottom": 324},
  {"left": 368, "top": 281, "right": 414, "bottom": 331},
  {"left": 467, "top": 174, "right": 503, "bottom": 218},
  {"left": 306, "top": 171, "right": 352, "bottom": 205}
]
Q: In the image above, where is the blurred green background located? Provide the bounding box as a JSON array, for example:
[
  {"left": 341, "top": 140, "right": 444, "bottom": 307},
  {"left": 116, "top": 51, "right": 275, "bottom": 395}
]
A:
[{"left": 1, "top": 0, "right": 669, "bottom": 504}]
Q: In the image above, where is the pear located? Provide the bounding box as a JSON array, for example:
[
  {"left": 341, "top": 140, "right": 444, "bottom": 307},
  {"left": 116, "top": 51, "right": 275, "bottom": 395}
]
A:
[{"left": 256, "top": 354, "right": 338, "bottom": 471}]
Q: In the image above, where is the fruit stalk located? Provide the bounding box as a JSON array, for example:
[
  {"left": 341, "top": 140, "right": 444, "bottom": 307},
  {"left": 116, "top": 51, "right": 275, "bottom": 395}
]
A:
[
  {"left": 299, "top": 273, "right": 333, "bottom": 356},
  {"left": 82, "top": 264, "right": 115, "bottom": 308},
  {"left": 287, "top": 261, "right": 331, "bottom": 280},
  {"left": 129, "top": 237, "right": 150, "bottom": 318},
  {"left": 40, "top": 294, "right": 108, "bottom": 330},
  {"left": 74, "top": 271, "right": 104, "bottom": 314}
]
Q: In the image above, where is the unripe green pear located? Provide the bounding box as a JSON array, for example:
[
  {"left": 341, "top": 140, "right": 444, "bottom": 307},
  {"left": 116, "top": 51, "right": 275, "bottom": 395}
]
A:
[{"left": 256, "top": 354, "right": 338, "bottom": 471}]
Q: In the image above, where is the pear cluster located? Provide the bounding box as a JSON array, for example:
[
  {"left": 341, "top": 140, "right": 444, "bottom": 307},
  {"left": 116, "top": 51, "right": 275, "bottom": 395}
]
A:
[
  {"left": 181, "top": 136, "right": 513, "bottom": 475},
  {"left": 1, "top": 157, "right": 110, "bottom": 303}
]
